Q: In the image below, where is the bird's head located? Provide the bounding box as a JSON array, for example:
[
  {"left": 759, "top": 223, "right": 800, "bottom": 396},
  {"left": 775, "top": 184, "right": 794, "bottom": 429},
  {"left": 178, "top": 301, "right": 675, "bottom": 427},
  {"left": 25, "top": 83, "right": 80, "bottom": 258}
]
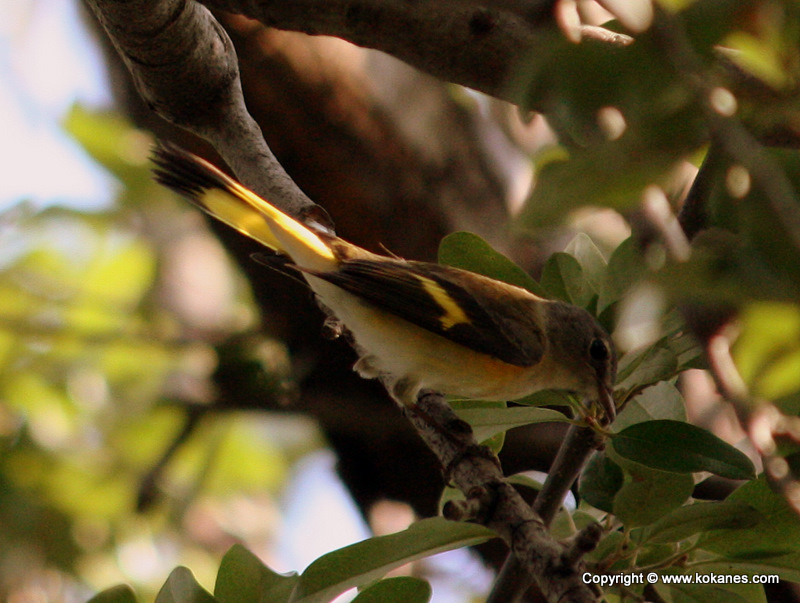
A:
[{"left": 545, "top": 302, "right": 617, "bottom": 421}]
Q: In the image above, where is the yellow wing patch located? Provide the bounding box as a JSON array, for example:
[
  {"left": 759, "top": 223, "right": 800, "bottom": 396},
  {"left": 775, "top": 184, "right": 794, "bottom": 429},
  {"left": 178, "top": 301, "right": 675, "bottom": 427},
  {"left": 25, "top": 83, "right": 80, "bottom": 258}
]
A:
[
  {"left": 153, "top": 144, "right": 335, "bottom": 265},
  {"left": 226, "top": 179, "right": 336, "bottom": 263},
  {"left": 415, "top": 274, "right": 471, "bottom": 330},
  {"left": 201, "top": 188, "right": 283, "bottom": 251}
]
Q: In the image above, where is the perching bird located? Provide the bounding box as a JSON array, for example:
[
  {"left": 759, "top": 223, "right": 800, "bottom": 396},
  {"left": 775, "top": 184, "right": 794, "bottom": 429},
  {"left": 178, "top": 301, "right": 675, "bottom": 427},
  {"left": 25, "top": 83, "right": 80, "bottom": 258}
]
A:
[{"left": 151, "top": 143, "right": 617, "bottom": 420}]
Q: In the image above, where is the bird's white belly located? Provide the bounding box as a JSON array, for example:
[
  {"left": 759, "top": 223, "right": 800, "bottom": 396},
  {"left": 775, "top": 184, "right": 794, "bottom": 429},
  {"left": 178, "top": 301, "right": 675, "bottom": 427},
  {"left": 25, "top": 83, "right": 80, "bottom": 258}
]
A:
[{"left": 308, "top": 277, "right": 543, "bottom": 404}]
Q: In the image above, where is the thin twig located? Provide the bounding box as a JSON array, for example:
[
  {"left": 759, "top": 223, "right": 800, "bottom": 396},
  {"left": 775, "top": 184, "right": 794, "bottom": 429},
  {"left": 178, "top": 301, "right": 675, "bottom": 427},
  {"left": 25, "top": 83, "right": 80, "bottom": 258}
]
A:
[{"left": 488, "top": 424, "right": 603, "bottom": 603}]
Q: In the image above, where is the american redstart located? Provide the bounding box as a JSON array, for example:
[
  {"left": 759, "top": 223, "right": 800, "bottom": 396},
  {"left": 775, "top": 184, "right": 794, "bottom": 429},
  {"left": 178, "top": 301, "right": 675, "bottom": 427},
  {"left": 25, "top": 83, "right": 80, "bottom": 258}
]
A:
[{"left": 152, "top": 143, "right": 617, "bottom": 419}]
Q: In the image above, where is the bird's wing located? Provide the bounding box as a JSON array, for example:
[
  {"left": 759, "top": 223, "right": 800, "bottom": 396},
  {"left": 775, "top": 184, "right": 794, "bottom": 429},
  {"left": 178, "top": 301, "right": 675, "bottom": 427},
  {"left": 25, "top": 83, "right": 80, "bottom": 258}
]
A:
[
  {"left": 152, "top": 143, "right": 337, "bottom": 271},
  {"left": 305, "top": 259, "right": 546, "bottom": 367}
]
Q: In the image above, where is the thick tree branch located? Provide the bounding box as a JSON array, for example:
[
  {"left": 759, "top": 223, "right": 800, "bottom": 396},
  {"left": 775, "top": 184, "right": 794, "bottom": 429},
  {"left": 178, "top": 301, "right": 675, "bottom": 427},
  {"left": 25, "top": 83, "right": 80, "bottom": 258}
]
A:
[
  {"left": 201, "top": 0, "right": 550, "bottom": 104},
  {"left": 84, "top": 0, "right": 320, "bottom": 219}
]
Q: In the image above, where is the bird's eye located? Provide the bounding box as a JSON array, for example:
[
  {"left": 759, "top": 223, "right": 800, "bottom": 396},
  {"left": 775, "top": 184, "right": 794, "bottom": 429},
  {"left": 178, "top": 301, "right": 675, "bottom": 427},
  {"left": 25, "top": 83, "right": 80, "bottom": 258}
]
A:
[{"left": 589, "top": 338, "right": 609, "bottom": 362}]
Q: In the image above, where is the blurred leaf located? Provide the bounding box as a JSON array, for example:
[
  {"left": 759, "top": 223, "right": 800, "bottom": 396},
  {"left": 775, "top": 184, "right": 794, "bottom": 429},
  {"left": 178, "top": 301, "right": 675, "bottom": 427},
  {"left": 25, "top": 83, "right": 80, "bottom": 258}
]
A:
[
  {"left": 351, "top": 577, "right": 431, "bottom": 603},
  {"left": 64, "top": 104, "right": 153, "bottom": 189},
  {"left": 87, "top": 585, "right": 139, "bottom": 603},
  {"left": 540, "top": 253, "right": 594, "bottom": 306},
  {"left": 598, "top": 237, "right": 647, "bottom": 314},
  {"left": 511, "top": 388, "right": 575, "bottom": 408},
  {"left": 612, "top": 465, "right": 694, "bottom": 528},
  {"left": 707, "top": 149, "right": 800, "bottom": 290},
  {"left": 204, "top": 416, "right": 289, "bottom": 495},
  {"left": 734, "top": 302, "right": 800, "bottom": 400},
  {"left": 156, "top": 567, "right": 218, "bottom": 603},
  {"left": 437, "top": 231, "right": 544, "bottom": 296},
  {"left": 453, "top": 406, "right": 569, "bottom": 444},
  {"left": 615, "top": 341, "right": 679, "bottom": 401},
  {"left": 643, "top": 501, "right": 762, "bottom": 544},
  {"left": 80, "top": 237, "right": 156, "bottom": 308},
  {"left": 611, "top": 420, "right": 756, "bottom": 480},
  {"left": 215, "top": 545, "right": 297, "bottom": 603},
  {"left": 579, "top": 451, "right": 624, "bottom": 513},
  {"left": 291, "top": 518, "right": 495, "bottom": 603},
  {"left": 564, "top": 233, "right": 607, "bottom": 293},
  {"left": 682, "top": 0, "right": 760, "bottom": 53},
  {"left": 657, "top": 230, "right": 800, "bottom": 305}
]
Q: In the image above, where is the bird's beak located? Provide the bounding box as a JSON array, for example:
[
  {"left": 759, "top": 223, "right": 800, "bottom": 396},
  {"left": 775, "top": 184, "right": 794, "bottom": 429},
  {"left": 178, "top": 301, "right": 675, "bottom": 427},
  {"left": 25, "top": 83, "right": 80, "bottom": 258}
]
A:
[{"left": 597, "top": 378, "right": 616, "bottom": 424}]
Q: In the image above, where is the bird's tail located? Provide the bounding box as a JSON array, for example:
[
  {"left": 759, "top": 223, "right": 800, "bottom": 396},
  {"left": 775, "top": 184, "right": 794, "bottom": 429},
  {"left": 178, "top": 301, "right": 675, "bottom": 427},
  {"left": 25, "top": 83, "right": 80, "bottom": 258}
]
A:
[{"left": 151, "top": 143, "right": 337, "bottom": 270}]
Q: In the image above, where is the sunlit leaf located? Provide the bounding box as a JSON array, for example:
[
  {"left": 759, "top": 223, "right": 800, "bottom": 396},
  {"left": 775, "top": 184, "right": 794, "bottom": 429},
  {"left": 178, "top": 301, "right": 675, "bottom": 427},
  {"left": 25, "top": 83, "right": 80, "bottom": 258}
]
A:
[
  {"left": 291, "top": 518, "right": 495, "bottom": 603},
  {"left": 734, "top": 302, "right": 800, "bottom": 400}
]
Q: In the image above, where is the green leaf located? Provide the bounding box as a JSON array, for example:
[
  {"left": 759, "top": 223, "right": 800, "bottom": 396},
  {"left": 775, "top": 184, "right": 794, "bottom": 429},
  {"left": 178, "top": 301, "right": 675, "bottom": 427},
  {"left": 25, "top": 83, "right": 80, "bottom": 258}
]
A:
[
  {"left": 506, "top": 473, "right": 544, "bottom": 491},
  {"left": 579, "top": 451, "right": 624, "bottom": 513},
  {"left": 87, "top": 585, "right": 138, "bottom": 603},
  {"left": 290, "top": 518, "right": 496, "bottom": 603},
  {"left": 437, "top": 232, "right": 544, "bottom": 296},
  {"left": 564, "top": 233, "right": 607, "bottom": 294},
  {"left": 611, "top": 420, "right": 756, "bottom": 480},
  {"left": 612, "top": 381, "right": 687, "bottom": 432},
  {"left": 734, "top": 302, "right": 800, "bottom": 400},
  {"left": 215, "top": 544, "right": 297, "bottom": 603},
  {"left": 598, "top": 237, "right": 647, "bottom": 314},
  {"left": 699, "top": 476, "right": 800, "bottom": 564},
  {"left": 654, "top": 577, "right": 766, "bottom": 603},
  {"left": 540, "top": 253, "right": 593, "bottom": 306},
  {"left": 64, "top": 104, "right": 153, "bottom": 190},
  {"left": 351, "top": 577, "right": 431, "bottom": 603},
  {"left": 453, "top": 406, "right": 569, "bottom": 444},
  {"left": 156, "top": 567, "right": 218, "bottom": 603},
  {"left": 656, "top": 229, "right": 800, "bottom": 305},
  {"left": 644, "top": 501, "right": 762, "bottom": 544},
  {"left": 615, "top": 342, "right": 679, "bottom": 401},
  {"left": 612, "top": 466, "right": 694, "bottom": 528}
]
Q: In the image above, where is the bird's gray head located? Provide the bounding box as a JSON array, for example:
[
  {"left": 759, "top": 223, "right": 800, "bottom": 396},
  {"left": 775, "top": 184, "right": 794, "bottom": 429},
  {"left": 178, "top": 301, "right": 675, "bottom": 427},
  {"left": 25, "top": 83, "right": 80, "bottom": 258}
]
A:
[{"left": 545, "top": 302, "right": 617, "bottom": 420}]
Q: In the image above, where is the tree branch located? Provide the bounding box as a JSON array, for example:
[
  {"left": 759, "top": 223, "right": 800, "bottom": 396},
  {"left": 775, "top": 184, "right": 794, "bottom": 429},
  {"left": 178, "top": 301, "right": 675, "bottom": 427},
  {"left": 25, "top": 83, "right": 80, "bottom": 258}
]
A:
[
  {"left": 488, "top": 424, "right": 602, "bottom": 603},
  {"left": 84, "top": 0, "right": 321, "bottom": 219},
  {"left": 198, "top": 0, "right": 635, "bottom": 106},
  {"left": 410, "top": 393, "right": 602, "bottom": 603}
]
